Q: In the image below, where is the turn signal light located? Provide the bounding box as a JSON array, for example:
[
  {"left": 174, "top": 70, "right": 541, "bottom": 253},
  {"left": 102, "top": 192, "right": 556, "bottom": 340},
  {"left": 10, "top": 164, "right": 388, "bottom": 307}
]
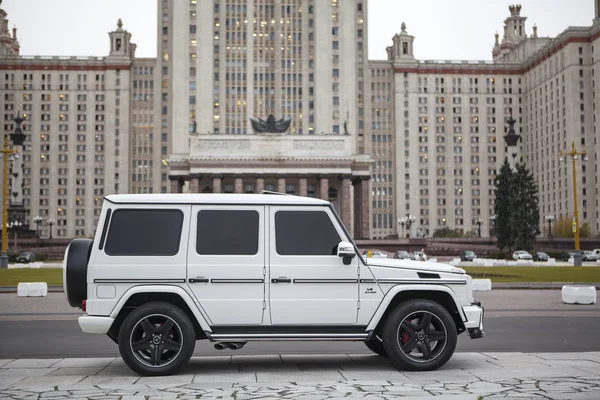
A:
[{"left": 81, "top": 299, "right": 86, "bottom": 312}]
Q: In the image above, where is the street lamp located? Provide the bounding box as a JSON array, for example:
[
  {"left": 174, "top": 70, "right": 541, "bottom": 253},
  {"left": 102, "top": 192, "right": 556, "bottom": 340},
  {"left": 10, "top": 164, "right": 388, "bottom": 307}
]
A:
[
  {"left": 544, "top": 215, "right": 555, "bottom": 237},
  {"left": 559, "top": 141, "right": 587, "bottom": 250},
  {"left": 0, "top": 115, "right": 21, "bottom": 268},
  {"left": 47, "top": 219, "right": 55, "bottom": 240},
  {"left": 398, "top": 218, "right": 406, "bottom": 238},
  {"left": 475, "top": 218, "right": 483, "bottom": 238},
  {"left": 8, "top": 221, "right": 21, "bottom": 250},
  {"left": 403, "top": 214, "right": 416, "bottom": 238},
  {"left": 32, "top": 216, "right": 43, "bottom": 238}
]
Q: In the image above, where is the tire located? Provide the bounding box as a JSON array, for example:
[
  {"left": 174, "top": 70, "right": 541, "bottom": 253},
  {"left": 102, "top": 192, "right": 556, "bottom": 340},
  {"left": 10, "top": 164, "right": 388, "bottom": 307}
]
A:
[
  {"left": 118, "top": 302, "right": 196, "bottom": 376},
  {"left": 382, "top": 299, "right": 457, "bottom": 371},
  {"left": 63, "top": 238, "right": 93, "bottom": 308},
  {"left": 364, "top": 334, "right": 387, "bottom": 357}
]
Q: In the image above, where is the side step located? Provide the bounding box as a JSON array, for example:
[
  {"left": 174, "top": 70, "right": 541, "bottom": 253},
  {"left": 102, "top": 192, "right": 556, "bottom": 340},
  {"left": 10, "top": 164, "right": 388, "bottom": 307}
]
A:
[{"left": 208, "top": 333, "right": 369, "bottom": 342}]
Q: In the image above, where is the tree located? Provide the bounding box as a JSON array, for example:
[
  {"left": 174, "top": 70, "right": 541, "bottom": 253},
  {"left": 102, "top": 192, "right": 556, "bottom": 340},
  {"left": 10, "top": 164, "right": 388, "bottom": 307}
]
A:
[
  {"left": 432, "top": 226, "right": 463, "bottom": 238},
  {"left": 494, "top": 161, "right": 540, "bottom": 252}
]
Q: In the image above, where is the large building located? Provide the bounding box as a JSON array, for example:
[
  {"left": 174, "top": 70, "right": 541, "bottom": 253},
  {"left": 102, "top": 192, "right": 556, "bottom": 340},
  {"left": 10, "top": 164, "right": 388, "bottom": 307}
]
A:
[
  {"left": 0, "top": 6, "right": 158, "bottom": 238},
  {"left": 160, "top": 0, "right": 373, "bottom": 238},
  {"left": 370, "top": 4, "right": 600, "bottom": 239}
]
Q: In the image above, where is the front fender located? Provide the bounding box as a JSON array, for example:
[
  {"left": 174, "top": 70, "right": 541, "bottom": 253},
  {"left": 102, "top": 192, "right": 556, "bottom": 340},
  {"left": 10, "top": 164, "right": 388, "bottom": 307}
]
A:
[
  {"left": 365, "top": 284, "right": 467, "bottom": 331},
  {"left": 109, "top": 285, "right": 212, "bottom": 332}
]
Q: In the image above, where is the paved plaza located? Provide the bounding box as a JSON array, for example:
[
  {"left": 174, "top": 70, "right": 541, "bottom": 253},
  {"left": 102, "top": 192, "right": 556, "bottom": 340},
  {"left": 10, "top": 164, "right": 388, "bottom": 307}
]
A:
[{"left": 1, "top": 352, "right": 599, "bottom": 399}]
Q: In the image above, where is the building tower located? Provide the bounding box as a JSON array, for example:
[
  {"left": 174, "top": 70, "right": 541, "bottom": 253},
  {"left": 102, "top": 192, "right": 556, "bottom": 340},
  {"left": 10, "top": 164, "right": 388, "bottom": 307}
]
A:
[
  {"left": 493, "top": 5, "right": 528, "bottom": 61},
  {"left": 0, "top": 0, "right": 19, "bottom": 56},
  {"left": 503, "top": 116, "right": 520, "bottom": 171}
]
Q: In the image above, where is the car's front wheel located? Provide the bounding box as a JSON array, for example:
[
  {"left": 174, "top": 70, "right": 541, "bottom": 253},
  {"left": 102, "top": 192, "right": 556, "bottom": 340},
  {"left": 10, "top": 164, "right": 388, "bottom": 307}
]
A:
[
  {"left": 382, "top": 299, "right": 457, "bottom": 371},
  {"left": 118, "top": 302, "right": 196, "bottom": 376}
]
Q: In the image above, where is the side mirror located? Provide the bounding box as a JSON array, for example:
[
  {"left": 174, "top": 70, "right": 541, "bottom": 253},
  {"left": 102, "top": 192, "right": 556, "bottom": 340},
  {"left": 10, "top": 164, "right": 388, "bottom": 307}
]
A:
[{"left": 337, "top": 241, "right": 356, "bottom": 265}]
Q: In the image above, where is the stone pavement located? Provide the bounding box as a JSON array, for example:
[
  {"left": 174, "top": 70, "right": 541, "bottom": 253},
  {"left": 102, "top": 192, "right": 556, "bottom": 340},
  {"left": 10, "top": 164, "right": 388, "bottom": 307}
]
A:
[{"left": 1, "top": 352, "right": 599, "bottom": 399}]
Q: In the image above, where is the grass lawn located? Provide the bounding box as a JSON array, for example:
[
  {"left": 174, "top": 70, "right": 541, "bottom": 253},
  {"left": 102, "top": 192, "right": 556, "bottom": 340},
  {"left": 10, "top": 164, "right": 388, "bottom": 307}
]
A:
[
  {"left": 0, "top": 266, "right": 598, "bottom": 286},
  {"left": 463, "top": 266, "right": 600, "bottom": 283},
  {"left": 0, "top": 268, "right": 63, "bottom": 286}
]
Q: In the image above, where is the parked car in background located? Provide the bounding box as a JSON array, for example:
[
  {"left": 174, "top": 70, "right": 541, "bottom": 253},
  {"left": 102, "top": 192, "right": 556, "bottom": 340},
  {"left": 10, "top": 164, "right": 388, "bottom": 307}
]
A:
[
  {"left": 393, "top": 250, "right": 411, "bottom": 259},
  {"left": 583, "top": 251, "right": 599, "bottom": 262},
  {"left": 512, "top": 250, "right": 532, "bottom": 260},
  {"left": 16, "top": 251, "right": 35, "bottom": 263},
  {"left": 532, "top": 252, "right": 549, "bottom": 262},
  {"left": 362, "top": 250, "right": 388, "bottom": 258},
  {"left": 412, "top": 250, "right": 427, "bottom": 261},
  {"left": 460, "top": 250, "right": 476, "bottom": 262},
  {"left": 560, "top": 250, "right": 584, "bottom": 261},
  {"left": 593, "top": 249, "right": 600, "bottom": 257}
]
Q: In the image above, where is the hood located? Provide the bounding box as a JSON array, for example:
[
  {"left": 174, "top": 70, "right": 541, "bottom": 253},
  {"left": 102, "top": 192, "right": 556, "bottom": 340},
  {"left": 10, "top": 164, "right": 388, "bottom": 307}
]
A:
[{"left": 364, "top": 257, "right": 465, "bottom": 274}]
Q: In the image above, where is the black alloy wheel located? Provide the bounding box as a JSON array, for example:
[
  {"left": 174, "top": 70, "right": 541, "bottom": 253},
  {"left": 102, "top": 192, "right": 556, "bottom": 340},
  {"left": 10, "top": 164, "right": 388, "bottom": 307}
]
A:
[
  {"left": 118, "top": 302, "right": 195, "bottom": 376},
  {"left": 382, "top": 299, "right": 457, "bottom": 371}
]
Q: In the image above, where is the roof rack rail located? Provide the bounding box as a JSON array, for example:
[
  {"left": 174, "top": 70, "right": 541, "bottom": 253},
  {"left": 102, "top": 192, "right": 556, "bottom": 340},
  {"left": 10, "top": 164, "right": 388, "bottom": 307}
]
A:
[{"left": 260, "top": 190, "right": 289, "bottom": 196}]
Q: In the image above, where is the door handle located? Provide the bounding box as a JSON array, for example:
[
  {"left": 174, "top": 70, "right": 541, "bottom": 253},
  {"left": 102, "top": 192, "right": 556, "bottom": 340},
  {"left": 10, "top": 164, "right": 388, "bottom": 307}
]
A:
[
  {"left": 189, "top": 276, "right": 209, "bottom": 283},
  {"left": 271, "top": 277, "right": 292, "bottom": 283}
]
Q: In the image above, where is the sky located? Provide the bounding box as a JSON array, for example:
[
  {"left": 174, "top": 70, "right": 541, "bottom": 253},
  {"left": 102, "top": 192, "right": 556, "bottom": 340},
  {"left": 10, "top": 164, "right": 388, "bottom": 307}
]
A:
[{"left": 1, "top": 0, "right": 594, "bottom": 61}]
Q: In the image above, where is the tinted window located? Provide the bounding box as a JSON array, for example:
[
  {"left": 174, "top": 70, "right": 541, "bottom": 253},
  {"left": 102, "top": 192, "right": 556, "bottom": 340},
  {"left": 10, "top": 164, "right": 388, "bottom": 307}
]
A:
[
  {"left": 275, "top": 210, "right": 341, "bottom": 255},
  {"left": 104, "top": 209, "right": 183, "bottom": 256},
  {"left": 197, "top": 210, "right": 259, "bottom": 255}
]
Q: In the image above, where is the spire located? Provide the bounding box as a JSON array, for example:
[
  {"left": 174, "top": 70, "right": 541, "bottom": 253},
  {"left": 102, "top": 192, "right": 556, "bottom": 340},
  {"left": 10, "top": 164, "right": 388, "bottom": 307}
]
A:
[
  {"left": 117, "top": 18, "right": 123, "bottom": 30},
  {"left": 495, "top": 32, "right": 499, "bottom": 45},
  {"left": 12, "top": 24, "right": 16, "bottom": 39},
  {"left": 532, "top": 24, "right": 537, "bottom": 38},
  {"left": 400, "top": 22, "right": 406, "bottom": 34}
]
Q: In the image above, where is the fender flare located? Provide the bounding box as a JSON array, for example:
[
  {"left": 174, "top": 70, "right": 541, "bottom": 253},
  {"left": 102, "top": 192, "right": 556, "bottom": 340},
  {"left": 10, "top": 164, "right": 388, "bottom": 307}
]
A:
[
  {"left": 365, "top": 284, "right": 467, "bottom": 331},
  {"left": 109, "top": 285, "right": 212, "bottom": 332}
]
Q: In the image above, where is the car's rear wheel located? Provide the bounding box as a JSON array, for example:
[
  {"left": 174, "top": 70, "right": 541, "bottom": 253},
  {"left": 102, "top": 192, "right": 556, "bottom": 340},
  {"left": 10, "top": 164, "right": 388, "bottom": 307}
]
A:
[
  {"left": 382, "top": 299, "right": 457, "bottom": 371},
  {"left": 118, "top": 302, "right": 195, "bottom": 376}
]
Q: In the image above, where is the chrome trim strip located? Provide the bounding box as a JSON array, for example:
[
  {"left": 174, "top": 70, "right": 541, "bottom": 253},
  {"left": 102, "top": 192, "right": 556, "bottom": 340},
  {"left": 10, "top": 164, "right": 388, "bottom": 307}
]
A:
[
  {"left": 293, "top": 279, "right": 359, "bottom": 284},
  {"left": 209, "top": 333, "right": 369, "bottom": 341},
  {"left": 210, "top": 279, "right": 265, "bottom": 283},
  {"left": 360, "top": 279, "right": 376, "bottom": 283},
  {"left": 377, "top": 279, "right": 467, "bottom": 285},
  {"left": 93, "top": 279, "right": 186, "bottom": 284}
]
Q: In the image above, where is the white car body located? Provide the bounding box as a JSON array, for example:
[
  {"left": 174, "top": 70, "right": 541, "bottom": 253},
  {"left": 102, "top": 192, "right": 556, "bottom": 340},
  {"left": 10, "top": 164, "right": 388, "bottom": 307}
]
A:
[
  {"left": 64, "top": 193, "right": 484, "bottom": 375},
  {"left": 512, "top": 250, "right": 532, "bottom": 260}
]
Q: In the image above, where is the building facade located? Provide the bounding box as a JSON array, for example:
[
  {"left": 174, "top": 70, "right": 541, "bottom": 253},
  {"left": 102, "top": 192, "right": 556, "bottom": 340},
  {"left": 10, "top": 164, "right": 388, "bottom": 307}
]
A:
[
  {"left": 160, "top": 0, "right": 373, "bottom": 238},
  {"left": 0, "top": 11, "right": 146, "bottom": 238},
  {"left": 370, "top": 5, "right": 600, "bottom": 239}
]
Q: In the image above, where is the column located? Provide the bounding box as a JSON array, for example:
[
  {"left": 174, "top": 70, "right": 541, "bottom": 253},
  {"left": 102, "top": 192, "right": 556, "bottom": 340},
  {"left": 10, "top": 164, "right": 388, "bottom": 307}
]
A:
[
  {"left": 189, "top": 174, "right": 201, "bottom": 193},
  {"left": 277, "top": 176, "right": 286, "bottom": 193},
  {"left": 299, "top": 176, "right": 308, "bottom": 197},
  {"left": 361, "top": 178, "right": 371, "bottom": 239},
  {"left": 234, "top": 176, "right": 243, "bottom": 193},
  {"left": 212, "top": 174, "right": 222, "bottom": 193},
  {"left": 256, "top": 177, "right": 265, "bottom": 193},
  {"left": 319, "top": 176, "right": 329, "bottom": 200},
  {"left": 169, "top": 177, "right": 183, "bottom": 193},
  {"left": 353, "top": 179, "right": 362, "bottom": 238},
  {"left": 340, "top": 175, "right": 352, "bottom": 233}
]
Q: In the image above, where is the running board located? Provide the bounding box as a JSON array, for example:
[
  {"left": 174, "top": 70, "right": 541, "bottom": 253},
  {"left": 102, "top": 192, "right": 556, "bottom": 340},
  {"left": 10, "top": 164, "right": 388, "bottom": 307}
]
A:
[{"left": 207, "top": 333, "right": 370, "bottom": 341}]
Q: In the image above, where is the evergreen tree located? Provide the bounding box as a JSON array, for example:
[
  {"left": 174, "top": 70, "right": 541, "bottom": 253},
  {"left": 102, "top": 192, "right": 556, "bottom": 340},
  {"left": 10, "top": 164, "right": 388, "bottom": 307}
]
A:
[{"left": 493, "top": 161, "right": 540, "bottom": 252}]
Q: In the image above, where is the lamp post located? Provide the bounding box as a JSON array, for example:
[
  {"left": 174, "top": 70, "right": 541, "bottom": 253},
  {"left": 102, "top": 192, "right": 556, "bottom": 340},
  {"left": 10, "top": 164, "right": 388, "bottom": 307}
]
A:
[
  {"left": 404, "top": 214, "right": 416, "bottom": 238},
  {"left": 559, "top": 141, "right": 587, "bottom": 250},
  {"left": 475, "top": 218, "right": 482, "bottom": 238},
  {"left": 47, "top": 219, "right": 55, "bottom": 240},
  {"left": 0, "top": 141, "right": 18, "bottom": 269},
  {"left": 545, "top": 215, "right": 555, "bottom": 237},
  {"left": 32, "top": 215, "right": 43, "bottom": 238},
  {"left": 8, "top": 221, "right": 21, "bottom": 250},
  {"left": 398, "top": 218, "right": 406, "bottom": 238}
]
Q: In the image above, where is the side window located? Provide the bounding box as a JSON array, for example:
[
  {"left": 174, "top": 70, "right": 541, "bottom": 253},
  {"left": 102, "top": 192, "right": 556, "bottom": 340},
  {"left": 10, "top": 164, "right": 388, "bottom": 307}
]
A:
[
  {"left": 275, "top": 210, "right": 341, "bottom": 256},
  {"left": 104, "top": 209, "right": 183, "bottom": 256},
  {"left": 197, "top": 210, "right": 259, "bottom": 255}
]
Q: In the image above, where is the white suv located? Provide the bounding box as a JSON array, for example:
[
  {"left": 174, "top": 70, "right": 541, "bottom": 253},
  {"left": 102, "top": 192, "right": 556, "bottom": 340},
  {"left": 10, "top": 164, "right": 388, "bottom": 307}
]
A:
[{"left": 63, "top": 193, "right": 484, "bottom": 376}]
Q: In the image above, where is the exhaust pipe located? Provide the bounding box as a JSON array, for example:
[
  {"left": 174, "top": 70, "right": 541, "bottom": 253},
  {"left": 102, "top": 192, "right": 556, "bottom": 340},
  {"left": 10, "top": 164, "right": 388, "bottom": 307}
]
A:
[
  {"left": 213, "top": 343, "right": 228, "bottom": 350},
  {"left": 213, "top": 342, "right": 247, "bottom": 350}
]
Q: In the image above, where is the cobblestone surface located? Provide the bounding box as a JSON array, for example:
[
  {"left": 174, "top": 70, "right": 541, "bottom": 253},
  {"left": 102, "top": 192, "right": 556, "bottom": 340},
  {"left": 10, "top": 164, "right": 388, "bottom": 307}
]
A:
[{"left": 0, "top": 353, "right": 599, "bottom": 399}]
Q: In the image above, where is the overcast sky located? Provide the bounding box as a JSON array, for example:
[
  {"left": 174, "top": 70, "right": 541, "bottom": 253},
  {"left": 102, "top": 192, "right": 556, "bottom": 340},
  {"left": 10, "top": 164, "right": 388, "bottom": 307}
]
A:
[{"left": 2, "top": 0, "right": 593, "bottom": 61}]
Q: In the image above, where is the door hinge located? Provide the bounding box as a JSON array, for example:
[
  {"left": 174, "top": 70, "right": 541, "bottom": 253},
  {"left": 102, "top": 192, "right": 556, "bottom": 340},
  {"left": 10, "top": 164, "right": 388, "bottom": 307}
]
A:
[
  {"left": 357, "top": 300, "right": 360, "bottom": 309},
  {"left": 263, "top": 267, "right": 266, "bottom": 276},
  {"left": 262, "top": 300, "right": 266, "bottom": 309}
]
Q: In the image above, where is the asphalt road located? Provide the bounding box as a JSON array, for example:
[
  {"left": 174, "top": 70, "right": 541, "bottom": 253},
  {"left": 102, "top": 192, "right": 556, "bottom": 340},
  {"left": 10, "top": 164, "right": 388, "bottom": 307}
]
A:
[{"left": 1, "top": 290, "right": 599, "bottom": 359}]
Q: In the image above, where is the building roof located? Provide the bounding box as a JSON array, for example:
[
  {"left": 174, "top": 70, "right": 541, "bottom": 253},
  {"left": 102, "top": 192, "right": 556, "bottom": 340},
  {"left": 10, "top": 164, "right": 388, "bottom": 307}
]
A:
[{"left": 105, "top": 193, "right": 330, "bottom": 206}]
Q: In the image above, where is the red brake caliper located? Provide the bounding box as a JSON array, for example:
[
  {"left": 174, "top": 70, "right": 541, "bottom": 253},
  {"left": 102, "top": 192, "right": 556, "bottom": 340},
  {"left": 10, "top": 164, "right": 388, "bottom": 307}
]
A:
[{"left": 401, "top": 330, "right": 409, "bottom": 344}]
